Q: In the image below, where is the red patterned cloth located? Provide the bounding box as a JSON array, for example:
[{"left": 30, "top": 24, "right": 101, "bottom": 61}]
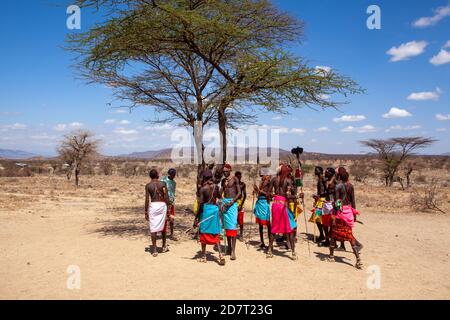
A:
[
  {"left": 322, "top": 214, "right": 332, "bottom": 227},
  {"left": 225, "top": 229, "right": 237, "bottom": 237},
  {"left": 200, "top": 233, "right": 220, "bottom": 245},
  {"left": 237, "top": 210, "right": 244, "bottom": 226},
  {"left": 331, "top": 218, "right": 355, "bottom": 242},
  {"left": 255, "top": 218, "right": 268, "bottom": 226}
]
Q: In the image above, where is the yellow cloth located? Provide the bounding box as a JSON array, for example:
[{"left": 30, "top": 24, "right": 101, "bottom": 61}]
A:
[
  {"left": 314, "top": 197, "right": 326, "bottom": 209},
  {"left": 193, "top": 199, "right": 199, "bottom": 215},
  {"left": 309, "top": 211, "right": 322, "bottom": 224},
  {"left": 289, "top": 201, "right": 302, "bottom": 220}
]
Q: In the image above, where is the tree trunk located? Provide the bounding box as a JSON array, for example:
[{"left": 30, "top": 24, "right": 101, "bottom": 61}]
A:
[
  {"left": 218, "top": 106, "right": 227, "bottom": 165},
  {"left": 75, "top": 169, "right": 79, "bottom": 186},
  {"left": 193, "top": 124, "right": 205, "bottom": 195},
  {"left": 406, "top": 168, "right": 413, "bottom": 188}
]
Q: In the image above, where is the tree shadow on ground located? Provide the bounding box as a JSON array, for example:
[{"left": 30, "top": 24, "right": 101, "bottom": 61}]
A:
[{"left": 90, "top": 205, "right": 195, "bottom": 240}]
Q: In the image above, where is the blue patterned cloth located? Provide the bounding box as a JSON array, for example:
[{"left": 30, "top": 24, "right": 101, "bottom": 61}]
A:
[
  {"left": 199, "top": 204, "right": 222, "bottom": 235},
  {"left": 222, "top": 198, "right": 238, "bottom": 231},
  {"left": 254, "top": 197, "right": 270, "bottom": 222}
]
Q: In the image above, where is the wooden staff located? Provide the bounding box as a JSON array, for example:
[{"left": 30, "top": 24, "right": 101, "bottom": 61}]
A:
[{"left": 291, "top": 147, "right": 311, "bottom": 257}]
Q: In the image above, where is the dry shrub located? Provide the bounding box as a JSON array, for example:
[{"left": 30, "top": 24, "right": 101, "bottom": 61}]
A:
[
  {"left": 100, "top": 160, "right": 114, "bottom": 175},
  {"left": 415, "top": 175, "right": 427, "bottom": 184},
  {"left": 410, "top": 180, "right": 446, "bottom": 214},
  {"left": 350, "top": 162, "right": 371, "bottom": 183}
]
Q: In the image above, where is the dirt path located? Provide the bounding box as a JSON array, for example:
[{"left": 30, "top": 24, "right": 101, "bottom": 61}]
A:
[{"left": 0, "top": 176, "right": 449, "bottom": 299}]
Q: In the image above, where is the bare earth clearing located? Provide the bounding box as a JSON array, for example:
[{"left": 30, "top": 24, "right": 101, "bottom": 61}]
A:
[{"left": 0, "top": 175, "right": 449, "bottom": 300}]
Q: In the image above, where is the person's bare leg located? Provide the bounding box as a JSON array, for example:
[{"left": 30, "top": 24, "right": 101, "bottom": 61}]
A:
[
  {"left": 226, "top": 236, "right": 232, "bottom": 255},
  {"left": 351, "top": 239, "right": 362, "bottom": 269},
  {"left": 198, "top": 243, "right": 207, "bottom": 263},
  {"left": 259, "top": 225, "right": 266, "bottom": 248},
  {"left": 169, "top": 221, "right": 178, "bottom": 240},
  {"left": 151, "top": 232, "right": 158, "bottom": 257},
  {"left": 321, "top": 226, "right": 330, "bottom": 247},
  {"left": 161, "top": 231, "right": 168, "bottom": 252},
  {"left": 316, "top": 222, "right": 324, "bottom": 243},
  {"left": 230, "top": 237, "right": 237, "bottom": 260},
  {"left": 328, "top": 238, "right": 336, "bottom": 262},
  {"left": 288, "top": 233, "right": 297, "bottom": 260},
  {"left": 215, "top": 242, "right": 226, "bottom": 265},
  {"left": 239, "top": 224, "right": 244, "bottom": 242},
  {"left": 267, "top": 233, "right": 274, "bottom": 258}
]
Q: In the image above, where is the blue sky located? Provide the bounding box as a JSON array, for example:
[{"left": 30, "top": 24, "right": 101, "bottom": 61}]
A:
[{"left": 1, "top": 0, "right": 449, "bottom": 156}]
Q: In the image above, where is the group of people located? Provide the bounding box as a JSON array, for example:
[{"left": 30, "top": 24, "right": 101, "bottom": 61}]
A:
[
  {"left": 309, "top": 166, "right": 363, "bottom": 269},
  {"left": 144, "top": 163, "right": 363, "bottom": 269}
]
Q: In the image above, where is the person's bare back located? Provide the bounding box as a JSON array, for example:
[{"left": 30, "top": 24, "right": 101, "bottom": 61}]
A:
[{"left": 146, "top": 180, "right": 167, "bottom": 203}]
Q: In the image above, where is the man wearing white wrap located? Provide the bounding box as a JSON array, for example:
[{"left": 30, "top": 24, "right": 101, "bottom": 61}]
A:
[{"left": 145, "top": 169, "right": 169, "bottom": 257}]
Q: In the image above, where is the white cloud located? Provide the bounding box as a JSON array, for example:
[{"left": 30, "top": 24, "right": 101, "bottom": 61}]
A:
[
  {"left": 111, "top": 109, "right": 128, "bottom": 114},
  {"left": 333, "top": 115, "right": 366, "bottom": 123},
  {"left": 104, "top": 119, "right": 116, "bottom": 124},
  {"left": 272, "top": 116, "right": 282, "bottom": 120},
  {"left": 430, "top": 49, "right": 450, "bottom": 66},
  {"left": 383, "top": 107, "right": 412, "bottom": 119},
  {"left": 10, "top": 123, "right": 27, "bottom": 130},
  {"left": 144, "top": 124, "right": 176, "bottom": 131},
  {"left": 291, "top": 128, "right": 306, "bottom": 135},
  {"left": 341, "top": 125, "right": 377, "bottom": 133},
  {"left": 119, "top": 120, "right": 130, "bottom": 125},
  {"left": 385, "top": 125, "right": 421, "bottom": 133},
  {"left": 315, "top": 126, "right": 330, "bottom": 132},
  {"left": 413, "top": 4, "right": 450, "bottom": 28},
  {"left": 444, "top": 40, "right": 450, "bottom": 49},
  {"left": 69, "top": 122, "right": 83, "bottom": 129},
  {"left": 436, "top": 113, "right": 450, "bottom": 121},
  {"left": 53, "top": 122, "right": 83, "bottom": 131},
  {"left": 407, "top": 88, "right": 442, "bottom": 101},
  {"left": 115, "top": 128, "right": 138, "bottom": 135},
  {"left": 386, "top": 41, "right": 428, "bottom": 62},
  {"left": 53, "top": 124, "right": 67, "bottom": 131},
  {"left": 315, "top": 66, "right": 331, "bottom": 74},
  {"left": 436, "top": 128, "right": 447, "bottom": 132},
  {"left": 0, "top": 123, "right": 27, "bottom": 131}
]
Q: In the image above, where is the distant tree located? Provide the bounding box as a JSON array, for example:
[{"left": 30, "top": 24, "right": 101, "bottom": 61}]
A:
[
  {"left": 57, "top": 131, "right": 100, "bottom": 186},
  {"left": 361, "top": 137, "right": 436, "bottom": 187}
]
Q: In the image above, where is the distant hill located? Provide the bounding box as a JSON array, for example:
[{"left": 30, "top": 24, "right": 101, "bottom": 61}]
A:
[
  {"left": 442, "top": 152, "right": 450, "bottom": 156},
  {"left": 0, "top": 149, "right": 39, "bottom": 160},
  {"left": 117, "top": 149, "right": 172, "bottom": 159}
]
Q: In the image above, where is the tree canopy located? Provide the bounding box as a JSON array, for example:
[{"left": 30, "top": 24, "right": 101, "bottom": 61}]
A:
[{"left": 68, "top": 0, "right": 363, "bottom": 165}]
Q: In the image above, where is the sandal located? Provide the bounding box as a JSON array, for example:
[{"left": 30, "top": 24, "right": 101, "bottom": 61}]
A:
[
  {"left": 266, "top": 251, "right": 274, "bottom": 259},
  {"left": 326, "top": 256, "right": 335, "bottom": 262},
  {"left": 355, "top": 259, "right": 363, "bottom": 269},
  {"left": 218, "top": 256, "right": 226, "bottom": 266},
  {"left": 161, "top": 246, "right": 169, "bottom": 253},
  {"left": 197, "top": 257, "right": 207, "bottom": 263}
]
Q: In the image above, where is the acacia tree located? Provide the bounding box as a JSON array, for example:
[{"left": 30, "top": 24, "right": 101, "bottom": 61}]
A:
[
  {"left": 69, "top": 0, "right": 362, "bottom": 167},
  {"left": 58, "top": 130, "right": 100, "bottom": 186},
  {"left": 361, "top": 137, "right": 436, "bottom": 187}
]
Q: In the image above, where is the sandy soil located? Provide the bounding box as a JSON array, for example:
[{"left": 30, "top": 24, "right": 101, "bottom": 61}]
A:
[{"left": 0, "top": 175, "right": 449, "bottom": 300}]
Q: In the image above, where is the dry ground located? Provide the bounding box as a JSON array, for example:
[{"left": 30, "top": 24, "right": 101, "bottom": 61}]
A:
[{"left": 0, "top": 175, "right": 449, "bottom": 300}]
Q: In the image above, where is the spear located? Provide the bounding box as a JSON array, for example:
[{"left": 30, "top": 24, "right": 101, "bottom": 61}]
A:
[{"left": 291, "top": 147, "right": 311, "bottom": 257}]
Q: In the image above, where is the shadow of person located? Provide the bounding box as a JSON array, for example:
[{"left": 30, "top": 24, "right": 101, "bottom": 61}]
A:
[
  {"left": 191, "top": 250, "right": 223, "bottom": 265},
  {"left": 314, "top": 252, "right": 353, "bottom": 267}
]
